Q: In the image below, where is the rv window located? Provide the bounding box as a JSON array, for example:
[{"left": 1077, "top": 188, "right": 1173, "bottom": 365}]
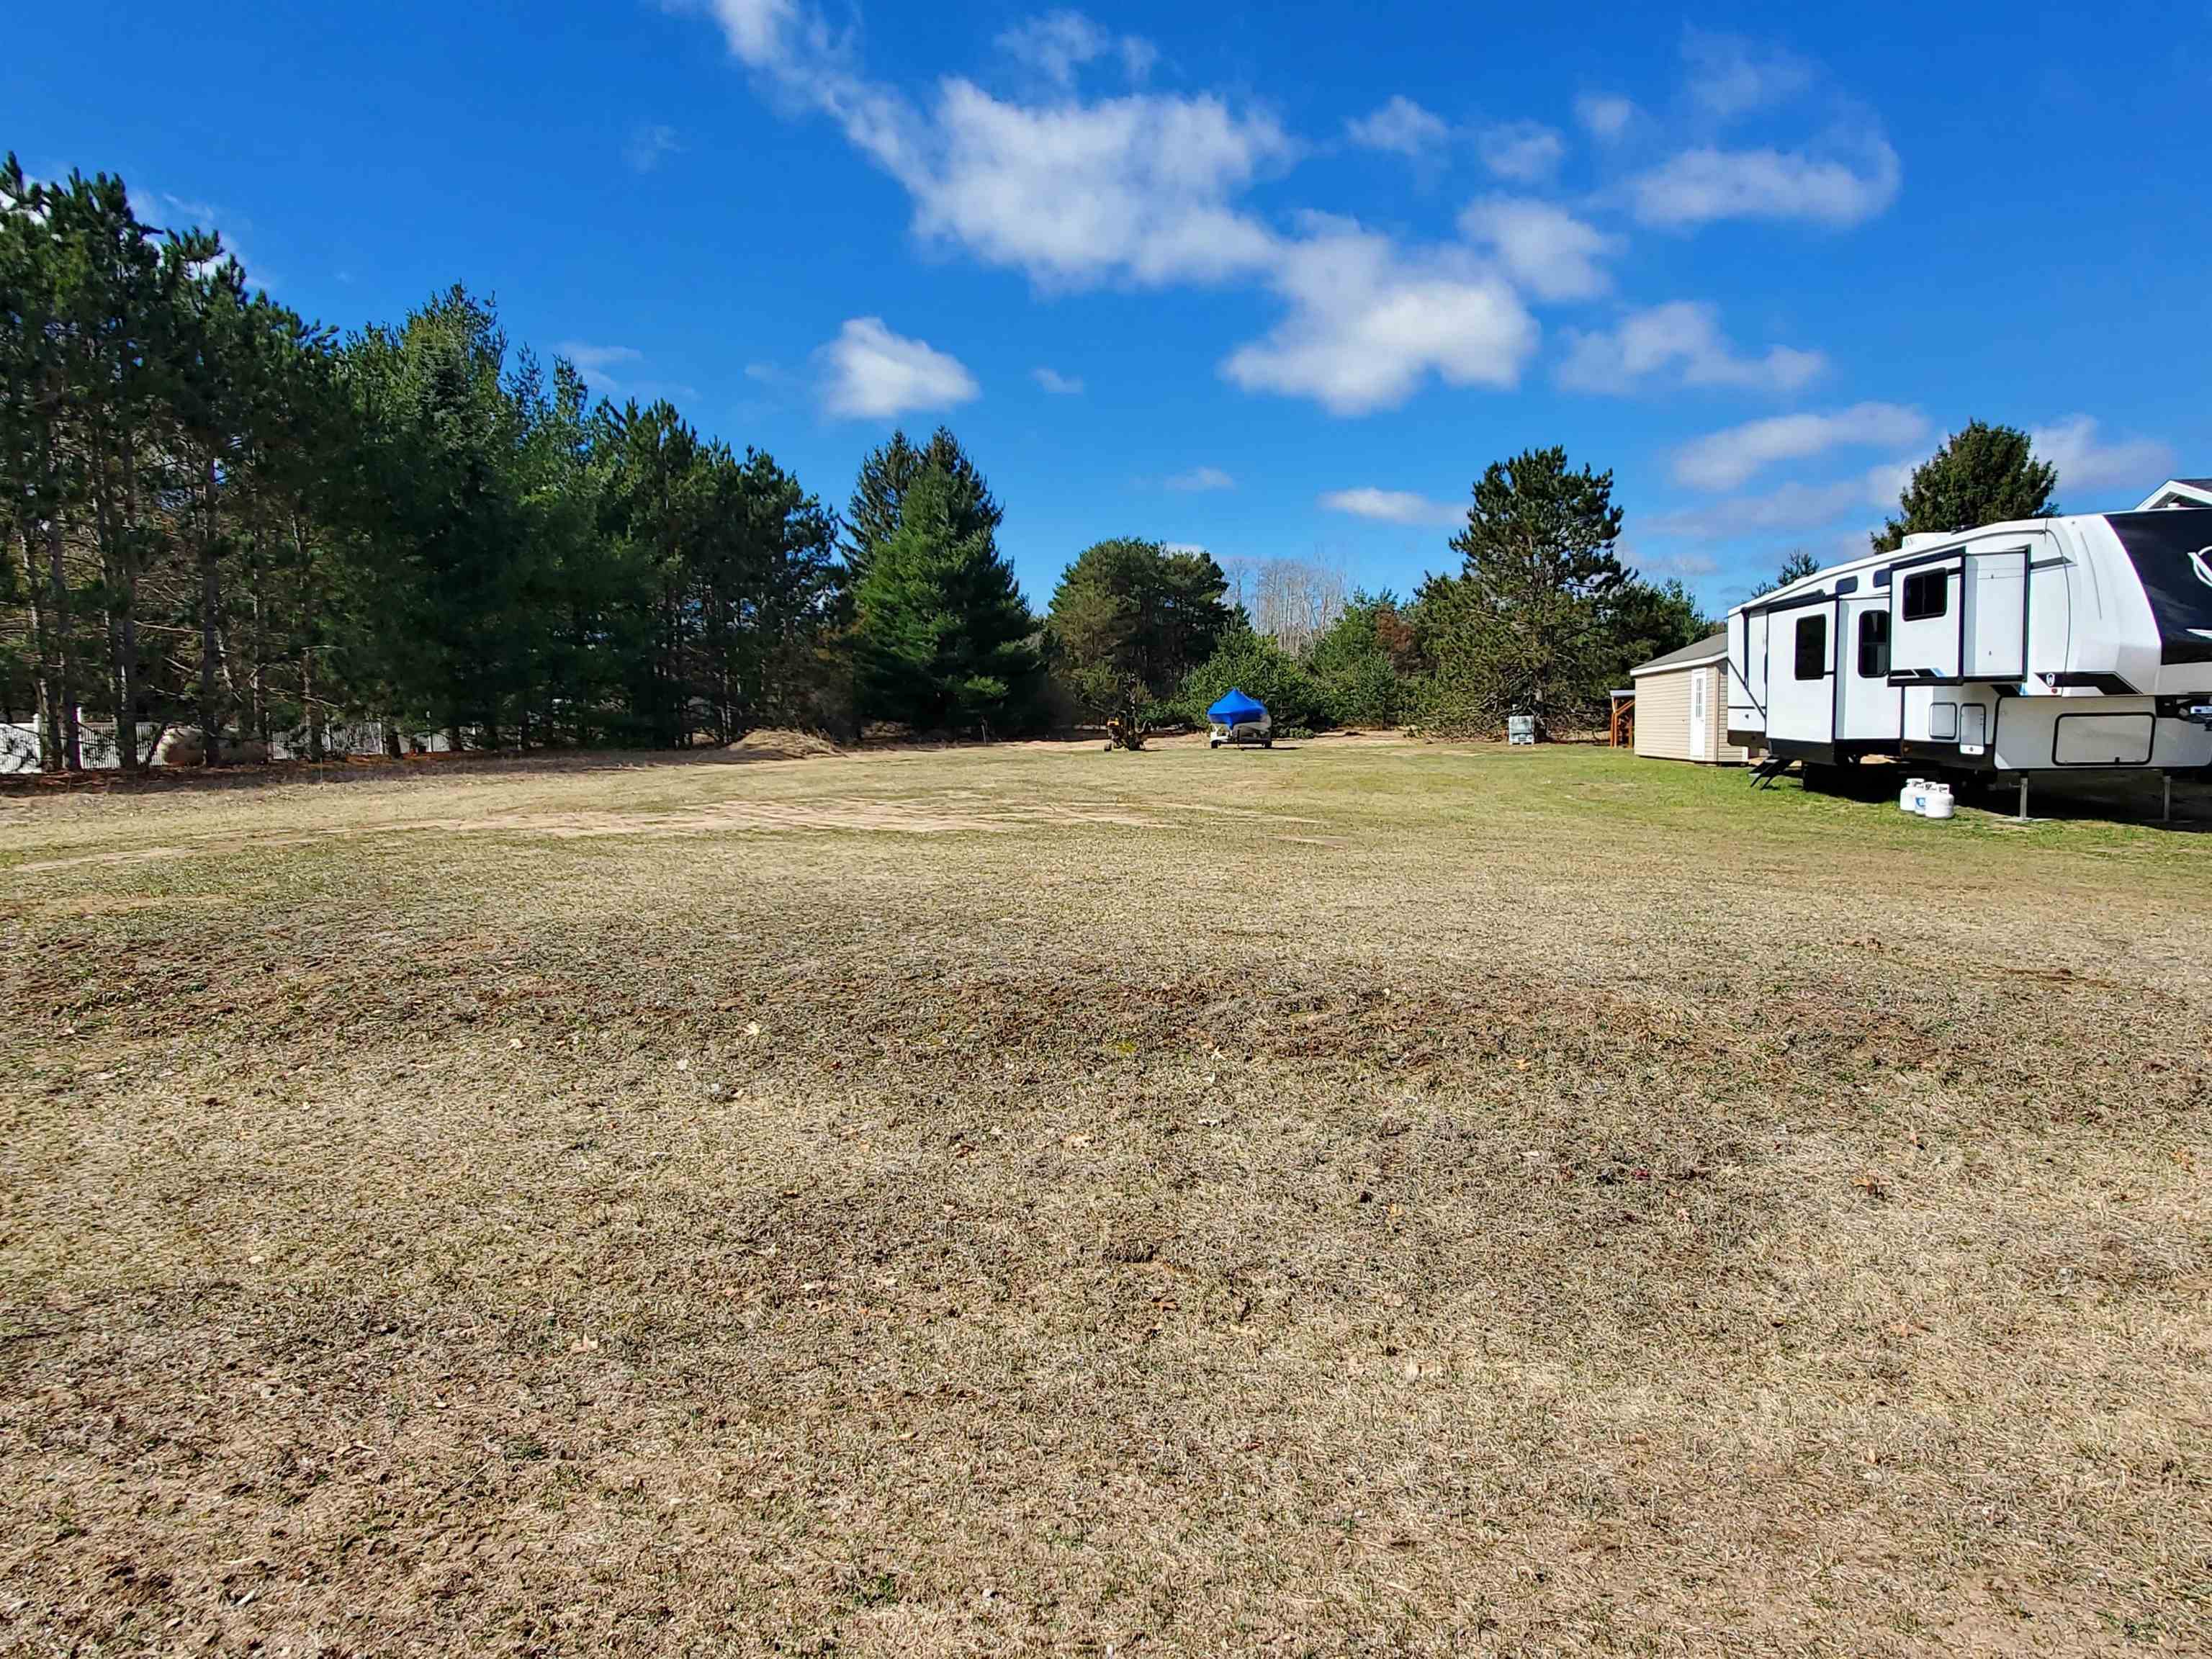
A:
[
  {"left": 1857, "top": 611, "right": 1891, "bottom": 678},
  {"left": 1794, "top": 614, "right": 1827, "bottom": 680},
  {"left": 1902, "top": 569, "right": 1948, "bottom": 621}
]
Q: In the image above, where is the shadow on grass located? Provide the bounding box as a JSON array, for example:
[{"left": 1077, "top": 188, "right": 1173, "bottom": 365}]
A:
[
  {"left": 0, "top": 746, "right": 839, "bottom": 799},
  {"left": 1798, "top": 759, "right": 2212, "bottom": 831}
]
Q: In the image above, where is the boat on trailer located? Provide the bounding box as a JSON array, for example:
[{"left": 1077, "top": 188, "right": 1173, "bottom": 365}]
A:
[{"left": 1725, "top": 507, "right": 2212, "bottom": 805}]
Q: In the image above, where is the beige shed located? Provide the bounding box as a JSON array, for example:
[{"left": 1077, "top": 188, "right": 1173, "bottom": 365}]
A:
[{"left": 1629, "top": 633, "right": 1749, "bottom": 764}]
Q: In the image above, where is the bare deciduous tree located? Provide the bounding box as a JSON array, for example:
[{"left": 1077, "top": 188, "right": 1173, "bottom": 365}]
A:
[{"left": 1220, "top": 554, "right": 1348, "bottom": 655}]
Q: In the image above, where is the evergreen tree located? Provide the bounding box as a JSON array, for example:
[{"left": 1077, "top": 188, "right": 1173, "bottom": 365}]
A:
[
  {"left": 843, "top": 426, "right": 1001, "bottom": 590},
  {"left": 1872, "top": 421, "right": 2058, "bottom": 553},
  {"left": 1046, "top": 537, "right": 1230, "bottom": 716},
  {"left": 1, "top": 159, "right": 84, "bottom": 768},
  {"left": 1173, "top": 621, "right": 1326, "bottom": 732},
  {"left": 1750, "top": 547, "right": 1822, "bottom": 598},
  {"left": 1305, "top": 590, "right": 1416, "bottom": 727},
  {"left": 852, "top": 464, "right": 1038, "bottom": 734},
  {"left": 1598, "top": 577, "right": 1709, "bottom": 677},
  {"left": 1416, "top": 446, "right": 1626, "bottom": 737},
  {"left": 0, "top": 154, "right": 1014, "bottom": 766},
  {"left": 729, "top": 446, "right": 842, "bottom": 729}
]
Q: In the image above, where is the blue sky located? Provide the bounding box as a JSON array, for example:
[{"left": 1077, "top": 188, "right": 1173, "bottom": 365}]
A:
[{"left": 12, "top": 1, "right": 2210, "bottom": 613}]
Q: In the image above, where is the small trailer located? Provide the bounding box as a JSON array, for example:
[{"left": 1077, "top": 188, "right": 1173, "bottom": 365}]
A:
[
  {"left": 1206, "top": 688, "right": 1273, "bottom": 749},
  {"left": 1725, "top": 508, "right": 2212, "bottom": 800}
]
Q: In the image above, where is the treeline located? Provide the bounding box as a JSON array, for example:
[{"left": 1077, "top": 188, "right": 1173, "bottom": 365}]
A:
[
  {"left": 3, "top": 158, "right": 1704, "bottom": 772},
  {"left": 1046, "top": 449, "right": 1707, "bottom": 739},
  {"left": 1, "top": 160, "right": 855, "bottom": 770}
]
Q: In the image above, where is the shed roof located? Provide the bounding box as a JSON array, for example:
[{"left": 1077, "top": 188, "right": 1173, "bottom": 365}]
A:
[
  {"left": 2136, "top": 477, "right": 2212, "bottom": 510},
  {"left": 1629, "top": 631, "right": 1727, "bottom": 675}
]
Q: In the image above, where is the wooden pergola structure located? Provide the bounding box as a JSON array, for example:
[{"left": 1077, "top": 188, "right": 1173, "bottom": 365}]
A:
[{"left": 1607, "top": 688, "right": 1635, "bottom": 748}]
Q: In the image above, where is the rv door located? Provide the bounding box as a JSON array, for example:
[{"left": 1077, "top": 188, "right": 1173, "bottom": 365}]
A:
[
  {"left": 1729, "top": 610, "right": 1768, "bottom": 735},
  {"left": 1838, "top": 593, "right": 1902, "bottom": 745},
  {"left": 1766, "top": 599, "right": 1837, "bottom": 749}
]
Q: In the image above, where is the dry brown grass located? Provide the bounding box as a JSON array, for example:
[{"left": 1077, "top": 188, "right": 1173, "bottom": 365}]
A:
[
  {"left": 725, "top": 729, "right": 842, "bottom": 761},
  {"left": 1, "top": 739, "right": 2207, "bottom": 1656}
]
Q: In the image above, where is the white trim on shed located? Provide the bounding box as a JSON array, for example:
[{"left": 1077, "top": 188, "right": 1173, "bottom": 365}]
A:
[{"left": 2136, "top": 477, "right": 2212, "bottom": 511}]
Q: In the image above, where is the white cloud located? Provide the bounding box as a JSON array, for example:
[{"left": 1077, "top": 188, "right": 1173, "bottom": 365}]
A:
[
  {"left": 625, "top": 122, "right": 683, "bottom": 173},
  {"left": 2028, "top": 415, "right": 2175, "bottom": 501},
  {"left": 1557, "top": 302, "right": 1825, "bottom": 396},
  {"left": 1865, "top": 456, "right": 1917, "bottom": 512},
  {"left": 688, "top": 0, "right": 1529, "bottom": 413},
  {"left": 558, "top": 341, "right": 644, "bottom": 376},
  {"left": 816, "top": 317, "right": 980, "bottom": 418},
  {"left": 996, "top": 11, "right": 1155, "bottom": 89},
  {"left": 128, "top": 188, "right": 270, "bottom": 289},
  {"left": 555, "top": 341, "right": 700, "bottom": 405},
  {"left": 134, "top": 189, "right": 218, "bottom": 226},
  {"left": 695, "top": 0, "right": 798, "bottom": 65},
  {"left": 1033, "top": 365, "right": 1084, "bottom": 395},
  {"left": 1630, "top": 140, "right": 1901, "bottom": 228},
  {"left": 1476, "top": 120, "right": 1565, "bottom": 184},
  {"left": 1671, "top": 403, "right": 1929, "bottom": 492},
  {"left": 1162, "top": 541, "right": 1210, "bottom": 554},
  {"left": 1647, "top": 462, "right": 1908, "bottom": 542},
  {"left": 1458, "top": 197, "right": 1619, "bottom": 302},
  {"left": 910, "top": 81, "right": 1292, "bottom": 287},
  {"left": 691, "top": 4, "right": 1279, "bottom": 291},
  {"left": 1637, "top": 547, "right": 1719, "bottom": 579},
  {"left": 1222, "top": 215, "right": 1539, "bottom": 415},
  {"left": 1318, "top": 487, "right": 1462, "bottom": 526},
  {"left": 1346, "top": 96, "right": 1449, "bottom": 157},
  {"left": 1681, "top": 31, "right": 1812, "bottom": 120},
  {"left": 1166, "top": 465, "right": 1235, "bottom": 492},
  {"left": 1574, "top": 93, "right": 1635, "bottom": 141}
]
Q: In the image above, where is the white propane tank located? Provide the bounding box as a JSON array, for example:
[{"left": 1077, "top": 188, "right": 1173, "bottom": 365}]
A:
[
  {"left": 1899, "top": 778, "right": 1925, "bottom": 813},
  {"left": 1923, "top": 783, "right": 1954, "bottom": 820}
]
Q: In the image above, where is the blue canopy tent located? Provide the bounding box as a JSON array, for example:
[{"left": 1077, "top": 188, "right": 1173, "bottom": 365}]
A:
[{"left": 1206, "top": 688, "right": 1268, "bottom": 727}]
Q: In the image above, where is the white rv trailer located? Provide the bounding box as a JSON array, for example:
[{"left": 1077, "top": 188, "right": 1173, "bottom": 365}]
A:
[{"left": 1725, "top": 508, "right": 2212, "bottom": 778}]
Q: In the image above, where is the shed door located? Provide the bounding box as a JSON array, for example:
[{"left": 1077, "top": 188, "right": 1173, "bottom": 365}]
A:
[{"left": 1688, "top": 668, "right": 1709, "bottom": 755}]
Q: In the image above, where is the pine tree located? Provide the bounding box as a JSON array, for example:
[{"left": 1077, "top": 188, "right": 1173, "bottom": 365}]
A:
[
  {"left": 1046, "top": 537, "right": 1231, "bottom": 716},
  {"left": 1749, "top": 547, "right": 1821, "bottom": 598},
  {"left": 0, "top": 157, "right": 899, "bottom": 764},
  {"left": 1872, "top": 422, "right": 2057, "bottom": 553},
  {"left": 852, "top": 464, "right": 1038, "bottom": 734},
  {"left": 1418, "top": 446, "right": 1626, "bottom": 737},
  {"left": 1, "top": 160, "right": 82, "bottom": 768},
  {"left": 842, "top": 426, "right": 1002, "bottom": 590}
]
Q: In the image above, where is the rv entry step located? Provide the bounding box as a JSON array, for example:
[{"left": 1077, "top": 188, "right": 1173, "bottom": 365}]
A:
[{"left": 1749, "top": 754, "right": 1793, "bottom": 789}]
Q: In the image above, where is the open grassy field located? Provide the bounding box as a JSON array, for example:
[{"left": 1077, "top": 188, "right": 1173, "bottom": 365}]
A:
[{"left": 2, "top": 739, "right": 2207, "bottom": 1656}]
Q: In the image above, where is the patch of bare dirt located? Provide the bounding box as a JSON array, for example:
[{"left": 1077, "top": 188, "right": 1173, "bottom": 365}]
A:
[{"left": 725, "top": 727, "right": 842, "bottom": 760}]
